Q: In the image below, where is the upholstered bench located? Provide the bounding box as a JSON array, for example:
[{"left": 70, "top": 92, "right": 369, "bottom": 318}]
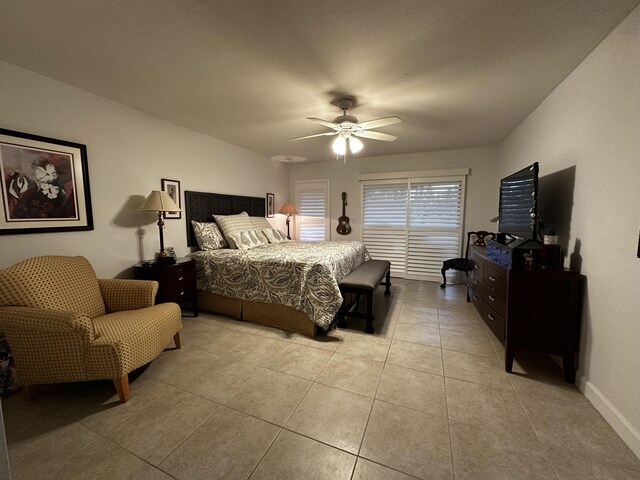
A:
[{"left": 337, "top": 260, "right": 391, "bottom": 334}]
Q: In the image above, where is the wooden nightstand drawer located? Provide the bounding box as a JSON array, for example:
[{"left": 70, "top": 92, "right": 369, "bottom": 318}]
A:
[{"left": 133, "top": 257, "right": 198, "bottom": 316}]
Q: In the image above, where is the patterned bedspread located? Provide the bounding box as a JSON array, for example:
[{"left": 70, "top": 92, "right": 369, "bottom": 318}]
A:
[{"left": 191, "top": 241, "right": 370, "bottom": 329}]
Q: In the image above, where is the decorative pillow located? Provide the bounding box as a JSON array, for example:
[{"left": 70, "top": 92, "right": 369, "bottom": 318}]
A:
[
  {"left": 213, "top": 212, "right": 254, "bottom": 249},
  {"left": 263, "top": 228, "right": 289, "bottom": 243},
  {"left": 228, "top": 229, "right": 269, "bottom": 250},
  {"left": 250, "top": 216, "right": 273, "bottom": 231},
  {"left": 191, "top": 221, "right": 228, "bottom": 250}
]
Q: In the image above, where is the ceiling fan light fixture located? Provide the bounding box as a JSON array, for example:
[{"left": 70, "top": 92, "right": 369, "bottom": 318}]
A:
[
  {"left": 290, "top": 97, "right": 401, "bottom": 162},
  {"left": 332, "top": 136, "right": 347, "bottom": 155},
  {"left": 349, "top": 136, "right": 364, "bottom": 153}
]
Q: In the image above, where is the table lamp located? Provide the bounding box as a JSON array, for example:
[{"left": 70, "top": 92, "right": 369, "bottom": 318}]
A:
[
  {"left": 278, "top": 201, "right": 298, "bottom": 239},
  {"left": 139, "top": 190, "right": 182, "bottom": 263}
]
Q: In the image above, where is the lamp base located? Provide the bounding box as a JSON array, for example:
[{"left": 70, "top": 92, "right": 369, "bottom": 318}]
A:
[{"left": 155, "top": 251, "right": 176, "bottom": 264}]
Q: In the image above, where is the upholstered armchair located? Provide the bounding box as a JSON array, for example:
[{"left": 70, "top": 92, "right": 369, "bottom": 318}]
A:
[{"left": 0, "top": 256, "right": 182, "bottom": 402}]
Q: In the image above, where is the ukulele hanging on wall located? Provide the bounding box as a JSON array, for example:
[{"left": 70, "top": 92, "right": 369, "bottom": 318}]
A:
[{"left": 337, "top": 192, "right": 351, "bottom": 235}]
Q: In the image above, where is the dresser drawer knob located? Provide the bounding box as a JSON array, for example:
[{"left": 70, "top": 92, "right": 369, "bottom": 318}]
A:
[
  {"left": 489, "top": 275, "right": 496, "bottom": 282},
  {"left": 488, "top": 295, "right": 496, "bottom": 302},
  {"left": 179, "top": 291, "right": 185, "bottom": 296},
  {"left": 178, "top": 276, "right": 184, "bottom": 281},
  {"left": 473, "top": 280, "right": 479, "bottom": 285},
  {"left": 487, "top": 313, "right": 495, "bottom": 321},
  {"left": 474, "top": 264, "right": 479, "bottom": 270}
]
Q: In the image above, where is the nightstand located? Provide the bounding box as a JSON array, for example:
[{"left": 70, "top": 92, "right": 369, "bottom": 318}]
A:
[{"left": 133, "top": 257, "right": 198, "bottom": 316}]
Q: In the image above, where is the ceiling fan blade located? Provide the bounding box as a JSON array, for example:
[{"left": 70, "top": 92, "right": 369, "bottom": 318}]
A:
[
  {"left": 288, "top": 131, "right": 338, "bottom": 141},
  {"left": 307, "top": 117, "right": 340, "bottom": 130},
  {"left": 355, "top": 116, "right": 402, "bottom": 130},
  {"left": 353, "top": 130, "right": 397, "bottom": 141}
]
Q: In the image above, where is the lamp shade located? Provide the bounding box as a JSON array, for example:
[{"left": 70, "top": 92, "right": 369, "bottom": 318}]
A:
[
  {"left": 278, "top": 202, "right": 298, "bottom": 215},
  {"left": 139, "top": 190, "right": 181, "bottom": 212}
]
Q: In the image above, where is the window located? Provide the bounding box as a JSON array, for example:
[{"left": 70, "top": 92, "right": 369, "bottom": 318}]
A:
[
  {"left": 295, "top": 179, "right": 330, "bottom": 242},
  {"left": 407, "top": 179, "right": 464, "bottom": 280},
  {"left": 362, "top": 181, "right": 408, "bottom": 277},
  {"left": 362, "top": 174, "right": 466, "bottom": 281}
]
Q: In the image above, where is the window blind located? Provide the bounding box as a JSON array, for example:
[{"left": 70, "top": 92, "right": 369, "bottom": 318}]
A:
[
  {"left": 362, "top": 182, "right": 408, "bottom": 277},
  {"left": 361, "top": 176, "right": 465, "bottom": 281},
  {"left": 296, "top": 181, "right": 329, "bottom": 242},
  {"left": 407, "top": 180, "right": 463, "bottom": 281}
]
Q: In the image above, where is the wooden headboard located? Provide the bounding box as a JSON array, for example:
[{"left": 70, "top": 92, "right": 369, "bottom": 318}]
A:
[{"left": 185, "top": 191, "right": 266, "bottom": 247}]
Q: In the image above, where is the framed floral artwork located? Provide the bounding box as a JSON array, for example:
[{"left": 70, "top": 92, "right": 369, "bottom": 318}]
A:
[
  {"left": 161, "top": 178, "right": 181, "bottom": 219},
  {"left": 0, "top": 128, "right": 93, "bottom": 235}
]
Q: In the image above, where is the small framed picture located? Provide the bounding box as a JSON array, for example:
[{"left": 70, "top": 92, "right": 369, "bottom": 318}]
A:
[
  {"left": 161, "top": 178, "right": 181, "bottom": 219},
  {"left": 266, "top": 193, "right": 274, "bottom": 218}
]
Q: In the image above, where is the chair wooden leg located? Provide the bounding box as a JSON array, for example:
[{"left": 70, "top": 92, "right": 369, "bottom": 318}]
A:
[
  {"left": 22, "top": 384, "right": 47, "bottom": 401},
  {"left": 173, "top": 332, "right": 182, "bottom": 349},
  {"left": 113, "top": 375, "right": 130, "bottom": 402},
  {"left": 440, "top": 266, "right": 448, "bottom": 288}
]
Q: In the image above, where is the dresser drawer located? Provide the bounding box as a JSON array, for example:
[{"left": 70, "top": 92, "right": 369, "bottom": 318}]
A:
[
  {"left": 469, "top": 287, "right": 484, "bottom": 316},
  {"left": 484, "top": 265, "right": 507, "bottom": 294},
  {"left": 469, "top": 250, "right": 484, "bottom": 278},
  {"left": 482, "top": 301, "right": 505, "bottom": 342},
  {"left": 469, "top": 267, "right": 482, "bottom": 290},
  {"left": 483, "top": 288, "right": 506, "bottom": 318}
]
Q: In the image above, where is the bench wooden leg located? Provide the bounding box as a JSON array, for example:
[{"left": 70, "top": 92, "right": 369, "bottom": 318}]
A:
[
  {"left": 337, "top": 299, "right": 347, "bottom": 328},
  {"left": 384, "top": 269, "right": 391, "bottom": 296},
  {"left": 365, "top": 292, "right": 374, "bottom": 334},
  {"left": 174, "top": 332, "right": 182, "bottom": 349}
]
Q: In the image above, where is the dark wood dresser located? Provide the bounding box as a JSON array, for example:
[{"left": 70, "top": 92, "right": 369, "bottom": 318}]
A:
[
  {"left": 133, "top": 257, "right": 198, "bottom": 316},
  {"left": 469, "top": 245, "right": 581, "bottom": 382}
]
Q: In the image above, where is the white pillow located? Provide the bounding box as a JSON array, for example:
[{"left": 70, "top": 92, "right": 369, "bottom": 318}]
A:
[
  {"left": 228, "top": 229, "right": 269, "bottom": 250},
  {"left": 263, "top": 228, "right": 289, "bottom": 243},
  {"left": 213, "top": 212, "right": 253, "bottom": 249},
  {"left": 191, "top": 221, "right": 228, "bottom": 250}
]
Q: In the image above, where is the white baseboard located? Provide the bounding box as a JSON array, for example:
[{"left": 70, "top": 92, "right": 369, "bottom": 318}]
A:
[{"left": 579, "top": 375, "right": 640, "bottom": 460}]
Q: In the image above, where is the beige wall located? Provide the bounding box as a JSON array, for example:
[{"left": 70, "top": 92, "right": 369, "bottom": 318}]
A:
[
  {"left": 289, "top": 147, "right": 500, "bottom": 244},
  {"left": 498, "top": 6, "right": 640, "bottom": 456},
  {"left": 0, "top": 60, "right": 288, "bottom": 278}
]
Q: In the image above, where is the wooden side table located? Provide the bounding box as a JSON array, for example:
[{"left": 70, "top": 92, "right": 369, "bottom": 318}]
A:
[{"left": 133, "top": 257, "right": 198, "bottom": 316}]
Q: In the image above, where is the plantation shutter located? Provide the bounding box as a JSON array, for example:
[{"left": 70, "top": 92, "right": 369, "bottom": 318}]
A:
[
  {"left": 296, "top": 180, "right": 329, "bottom": 242},
  {"left": 362, "top": 181, "right": 409, "bottom": 277},
  {"left": 407, "top": 179, "right": 464, "bottom": 281},
  {"left": 361, "top": 174, "right": 466, "bottom": 281}
]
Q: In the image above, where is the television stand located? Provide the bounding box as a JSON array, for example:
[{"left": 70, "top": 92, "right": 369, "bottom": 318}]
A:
[{"left": 469, "top": 245, "right": 581, "bottom": 383}]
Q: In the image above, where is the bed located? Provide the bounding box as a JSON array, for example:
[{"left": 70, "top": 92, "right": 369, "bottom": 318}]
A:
[{"left": 185, "top": 191, "right": 369, "bottom": 336}]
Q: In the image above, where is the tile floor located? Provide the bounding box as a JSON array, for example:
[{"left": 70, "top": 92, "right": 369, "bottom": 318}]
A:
[{"left": 3, "top": 280, "right": 640, "bottom": 479}]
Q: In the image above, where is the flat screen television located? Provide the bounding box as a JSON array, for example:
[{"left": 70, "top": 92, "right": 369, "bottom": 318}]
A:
[{"left": 498, "top": 162, "right": 539, "bottom": 240}]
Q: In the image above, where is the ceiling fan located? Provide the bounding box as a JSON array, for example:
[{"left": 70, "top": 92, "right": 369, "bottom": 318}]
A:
[{"left": 288, "top": 98, "right": 401, "bottom": 158}]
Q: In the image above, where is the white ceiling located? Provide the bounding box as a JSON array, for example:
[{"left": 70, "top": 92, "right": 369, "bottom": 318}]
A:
[{"left": 0, "top": 1, "right": 637, "bottom": 162}]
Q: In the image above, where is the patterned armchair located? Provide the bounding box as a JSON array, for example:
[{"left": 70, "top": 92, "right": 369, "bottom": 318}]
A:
[{"left": 0, "top": 256, "right": 182, "bottom": 402}]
